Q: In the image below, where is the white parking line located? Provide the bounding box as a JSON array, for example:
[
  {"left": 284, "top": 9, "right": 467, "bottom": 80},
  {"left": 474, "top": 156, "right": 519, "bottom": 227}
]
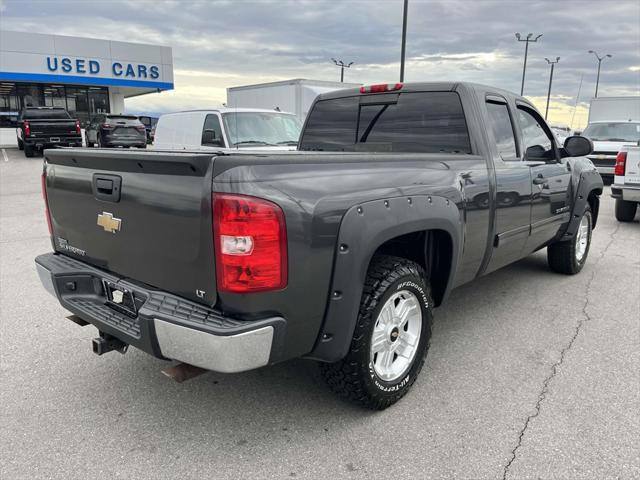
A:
[{"left": 2, "top": 149, "right": 8, "bottom": 162}]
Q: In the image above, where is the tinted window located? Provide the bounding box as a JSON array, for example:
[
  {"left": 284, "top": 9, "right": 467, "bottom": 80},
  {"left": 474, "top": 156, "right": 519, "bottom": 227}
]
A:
[
  {"left": 107, "top": 115, "right": 138, "bottom": 121},
  {"left": 486, "top": 101, "right": 518, "bottom": 160},
  {"left": 582, "top": 122, "right": 640, "bottom": 142},
  {"left": 517, "top": 107, "right": 555, "bottom": 161},
  {"left": 22, "top": 108, "right": 71, "bottom": 120},
  {"left": 202, "top": 114, "right": 225, "bottom": 147},
  {"left": 300, "top": 92, "right": 471, "bottom": 153}
]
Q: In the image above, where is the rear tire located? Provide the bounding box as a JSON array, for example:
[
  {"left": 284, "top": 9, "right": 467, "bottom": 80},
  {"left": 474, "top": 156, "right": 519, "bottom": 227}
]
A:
[
  {"left": 17, "top": 138, "right": 24, "bottom": 150},
  {"left": 615, "top": 199, "right": 637, "bottom": 222},
  {"left": 320, "top": 255, "right": 433, "bottom": 410},
  {"left": 24, "top": 144, "right": 35, "bottom": 158},
  {"left": 547, "top": 205, "right": 592, "bottom": 275}
]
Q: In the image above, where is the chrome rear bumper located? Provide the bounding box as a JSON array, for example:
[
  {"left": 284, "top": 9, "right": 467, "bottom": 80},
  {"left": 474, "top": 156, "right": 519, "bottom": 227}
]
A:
[{"left": 35, "top": 253, "right": 283, "bottom": 373}]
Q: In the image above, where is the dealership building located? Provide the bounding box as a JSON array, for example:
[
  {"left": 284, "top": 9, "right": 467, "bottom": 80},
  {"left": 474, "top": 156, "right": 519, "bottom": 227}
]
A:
[{"left": 0, "top": 30, "right": 173, "bottom": 146}]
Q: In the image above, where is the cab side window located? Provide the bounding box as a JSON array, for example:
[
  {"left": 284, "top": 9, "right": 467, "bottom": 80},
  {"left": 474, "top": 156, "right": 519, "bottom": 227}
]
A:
[
  {"left": 202, "top": 114, "right": 225, "bottom": 147},
  {"left": 486, "top": 100, "right": 518, "bottom": 161},
  {"left": 517, "top": 107, "right": 555, "bottom": 161}
]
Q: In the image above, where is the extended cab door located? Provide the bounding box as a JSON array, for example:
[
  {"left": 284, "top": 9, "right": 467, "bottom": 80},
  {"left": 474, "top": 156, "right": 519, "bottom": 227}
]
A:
[
  {"left": 516, "top": 105, "right": 571, "bottom": 253},
  {"left": 483, "top": 96, "right": 533, "bottom": 273}
]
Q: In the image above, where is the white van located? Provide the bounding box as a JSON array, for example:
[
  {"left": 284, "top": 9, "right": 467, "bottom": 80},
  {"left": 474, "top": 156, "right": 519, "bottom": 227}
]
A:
[{"left": 153, "top": 108, "right": 302, "bottom": 152}]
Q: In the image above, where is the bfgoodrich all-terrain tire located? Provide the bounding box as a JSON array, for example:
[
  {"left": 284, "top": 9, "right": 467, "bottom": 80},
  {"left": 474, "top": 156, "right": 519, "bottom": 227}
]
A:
[
  {"left": 547, "top": 205, "right": 592, "bottom": 275},
  {"left": 615, "top": 199, "right": 637, "bottom": 222},
  {"left": 320, "top": 255, "right": 433, "bottom": 410}
]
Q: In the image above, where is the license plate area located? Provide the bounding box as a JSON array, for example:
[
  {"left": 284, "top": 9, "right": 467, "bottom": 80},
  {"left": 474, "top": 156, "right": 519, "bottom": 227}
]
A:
[
  {"left": 103, "top": 281, "right": 137, "bottom": 317},
  {"left": 50, "top": 137, "right": 60, "bottom": 143}
]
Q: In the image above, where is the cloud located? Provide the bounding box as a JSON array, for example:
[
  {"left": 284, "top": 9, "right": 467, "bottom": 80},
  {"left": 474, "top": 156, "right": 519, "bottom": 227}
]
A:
[{"left": 2, "top": 0, "right": 639, "bottom": 127}]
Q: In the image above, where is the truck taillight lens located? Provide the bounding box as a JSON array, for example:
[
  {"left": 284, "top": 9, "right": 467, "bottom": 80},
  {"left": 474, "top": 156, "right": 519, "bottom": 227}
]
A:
[
  {"left": 213, "top": 194, "right": 287, "bottom": 293},
  {"left": 24, "top": 121, "right": 31, "bottom": 137},
  {"left": 614, "top": 151, "right": 627, "bottom": 176},
  {"left": 75, "top": 120, "right": 81, "bottom": 135},
  {"left": 41, "top": 172, "right": 53, "bottom": 236}
]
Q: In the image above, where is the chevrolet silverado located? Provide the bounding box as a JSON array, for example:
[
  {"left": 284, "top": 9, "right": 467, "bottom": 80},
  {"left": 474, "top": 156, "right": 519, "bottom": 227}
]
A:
[{"left": 35, "top": 82, "right": 603, "bottom": 409}]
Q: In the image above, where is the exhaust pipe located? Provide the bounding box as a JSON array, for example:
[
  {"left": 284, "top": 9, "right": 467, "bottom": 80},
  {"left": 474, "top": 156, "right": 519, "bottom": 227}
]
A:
[
  {"left": 92, "top": 332, "right": 128, "bottom": 355},
  {"left": 161, "top": 363, "right": 207, "bottom": 383}
]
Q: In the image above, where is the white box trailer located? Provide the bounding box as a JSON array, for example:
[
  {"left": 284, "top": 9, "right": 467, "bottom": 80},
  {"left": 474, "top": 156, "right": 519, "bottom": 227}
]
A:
[
  {"left": 588, "top": 97, "right": 640, "bottom": 123},
  {"left": 227, "top": 78, "right": 360, "bottom": 121}
]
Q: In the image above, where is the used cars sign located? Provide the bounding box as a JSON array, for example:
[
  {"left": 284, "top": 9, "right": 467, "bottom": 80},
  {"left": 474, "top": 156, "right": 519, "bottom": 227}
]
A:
[{"left": 46, "top": 56, "right": 160, "bottom": 79}]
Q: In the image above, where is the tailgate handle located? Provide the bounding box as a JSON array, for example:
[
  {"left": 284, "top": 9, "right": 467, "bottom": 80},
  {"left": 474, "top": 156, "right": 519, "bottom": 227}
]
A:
[{"left": 93, "top": 174, "right": 121, "bottom": 202}]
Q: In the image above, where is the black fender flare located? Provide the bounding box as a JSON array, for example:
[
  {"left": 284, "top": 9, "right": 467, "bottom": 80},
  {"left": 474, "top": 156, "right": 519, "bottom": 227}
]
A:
[
  {"left": 561, "top": 168, "right": 603, "bottom": 240},
  {"left": 307, "top": 194, "right": 462, "bottom": 362}
]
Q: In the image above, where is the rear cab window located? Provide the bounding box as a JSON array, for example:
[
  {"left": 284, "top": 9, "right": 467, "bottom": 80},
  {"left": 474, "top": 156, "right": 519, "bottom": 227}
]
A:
[
  {"left": 300, "top": 91, "right": 472, "bottom": 153},
  {"left": 22, "top": 109, "right": 71, "bottom": 120}
]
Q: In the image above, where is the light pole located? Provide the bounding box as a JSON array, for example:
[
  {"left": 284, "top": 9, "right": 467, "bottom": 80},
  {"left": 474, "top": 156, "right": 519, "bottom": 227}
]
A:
[
  {"left": 588, "top": 50, "right": 612, "bottom": 98},
  {"left": 515, "top": 33, "right": 542, "bottom": 96},
  {"left": 400, "top": 0, "right": 409, "bottom": 82},
  {"left": 544, "top": 57, "right": 560, "bottom": 120},
  {"left": 331, "top": 58, "right": 354, "bottom": 83}
]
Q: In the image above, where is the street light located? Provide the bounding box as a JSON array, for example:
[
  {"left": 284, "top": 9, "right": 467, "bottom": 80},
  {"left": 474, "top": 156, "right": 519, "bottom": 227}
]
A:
[
  {"left": 331, "top": 58, "right": 354, "bottom": 83},
  {"left": 400, "top": 0, "right": 409, "bottom": 82},
  {"left": 515, "top": 32, "right": 543, "bottom": 95},
  {"left": 588, "top": 50, "right": 612, "bottom": 98},
  {"left": 544, "top": 57, "right": 560, "bottom": 120}
]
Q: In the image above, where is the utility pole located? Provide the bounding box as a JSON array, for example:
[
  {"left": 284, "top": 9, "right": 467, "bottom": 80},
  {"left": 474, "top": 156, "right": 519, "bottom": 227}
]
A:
[
  {"left": 515, "top": 33, "right": 542, "bottom": 96},
  {"left": 544, "top": 57, "right": 560, "bottom": 120},
  {"left": 331, "top": 58, "right": 354, "bottom": 83},
  {"left": 400, "top": 0, "right": 409, "bottom": 82},
  {"left": 588, "top": 50, "right": 612, "bottom": 98}
]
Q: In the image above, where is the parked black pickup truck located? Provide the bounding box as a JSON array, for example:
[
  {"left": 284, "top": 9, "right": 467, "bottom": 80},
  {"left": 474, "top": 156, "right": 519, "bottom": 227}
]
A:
[
  {"left": 35, "top": 82, "right": 603, "bottom": 409},
  {"left": 16, "top": 107, "right": 82, "bottom": 157}
]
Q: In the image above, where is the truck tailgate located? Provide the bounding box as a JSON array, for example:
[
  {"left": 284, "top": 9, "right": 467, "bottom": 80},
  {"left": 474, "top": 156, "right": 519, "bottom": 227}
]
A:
[
  {"left": 30, "top": 119, "right": 78, "bottom": 136},
  {"left": 43, "top": 149, "right": 217, "bottom": 306}
]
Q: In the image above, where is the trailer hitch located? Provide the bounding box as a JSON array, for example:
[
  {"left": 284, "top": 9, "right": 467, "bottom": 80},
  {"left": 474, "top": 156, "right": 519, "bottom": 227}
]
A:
[{"left": 92, "top": 332, "right": 128, "bottom": 355}]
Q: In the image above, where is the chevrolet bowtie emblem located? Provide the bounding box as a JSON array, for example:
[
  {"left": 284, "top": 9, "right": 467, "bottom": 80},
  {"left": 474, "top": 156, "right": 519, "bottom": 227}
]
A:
[{"left": 97, "top": 212, "right": 121, "bottom": 233}]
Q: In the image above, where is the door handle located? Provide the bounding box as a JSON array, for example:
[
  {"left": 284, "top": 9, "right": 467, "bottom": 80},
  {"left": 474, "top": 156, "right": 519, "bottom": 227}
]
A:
[
  {"left": 533, "top": 175, "right": 547, "bottom": 185},
  {"left": 93, "top": 174, "right": 121, "bottom": 202}
]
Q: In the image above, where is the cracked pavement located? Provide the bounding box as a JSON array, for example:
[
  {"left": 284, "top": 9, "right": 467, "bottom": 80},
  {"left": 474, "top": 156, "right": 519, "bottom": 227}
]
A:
[{"left": 1, "top": 148, "right": 639, "bottom": 479}]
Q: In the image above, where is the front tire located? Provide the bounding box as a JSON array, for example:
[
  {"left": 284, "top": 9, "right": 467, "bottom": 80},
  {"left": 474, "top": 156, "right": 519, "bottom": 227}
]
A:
[
  {"left": 320, "top": 255, "right": 433, "bottom": 409},
  {"left": 547, "top": 205, "right": 592, "bottom": 274},
  {"left": 615, "top": 199, "right": 637, "bottom": 222}
]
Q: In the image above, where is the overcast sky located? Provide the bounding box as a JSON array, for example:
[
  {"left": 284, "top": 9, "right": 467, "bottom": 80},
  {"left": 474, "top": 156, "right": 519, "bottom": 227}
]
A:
[{"left": 2, "top": 0, "right": 639, "bottom": 127}]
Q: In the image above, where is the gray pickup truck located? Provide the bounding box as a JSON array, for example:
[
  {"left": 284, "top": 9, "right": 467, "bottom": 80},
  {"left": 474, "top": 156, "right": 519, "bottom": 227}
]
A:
[{"left": 35, "top": 82, "right": 603, "bottom": 409}]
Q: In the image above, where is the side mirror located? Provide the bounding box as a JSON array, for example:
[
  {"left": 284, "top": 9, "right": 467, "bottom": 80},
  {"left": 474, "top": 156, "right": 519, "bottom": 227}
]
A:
[
  {"left": 525, "top": 144, "right": 546, "bottom": 160},
  {"left": 563, "top": 135, "right": 593, "bottom": 157},
  {"left": 202, "top": 129, "right": 221, "bottom": 146}
]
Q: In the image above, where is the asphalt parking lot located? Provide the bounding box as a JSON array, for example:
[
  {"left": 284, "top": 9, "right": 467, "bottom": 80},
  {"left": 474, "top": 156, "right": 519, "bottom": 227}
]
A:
[{"left": 1, "top": 146, "right": 638, "bottom": 480}]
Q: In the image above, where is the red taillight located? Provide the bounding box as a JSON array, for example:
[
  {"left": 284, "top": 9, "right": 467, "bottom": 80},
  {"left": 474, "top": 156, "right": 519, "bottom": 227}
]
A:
[
  {"left": 614, "top": 151, "right": 627, "bottom": 176},
  {"left": 41, "top": 172, "right": 53, "bottom": 236},
  {"left": 213, "top": 194, "right": 287, "bottom": 293},
  {"left": 24, "top": 121, "right": 31, "bottom": 137},
  {"left": 360, "top": 83, "right": 403, "bottom": 94},
  {"left": 75, "top": 120, "right": 81, "bottom": 135}
]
